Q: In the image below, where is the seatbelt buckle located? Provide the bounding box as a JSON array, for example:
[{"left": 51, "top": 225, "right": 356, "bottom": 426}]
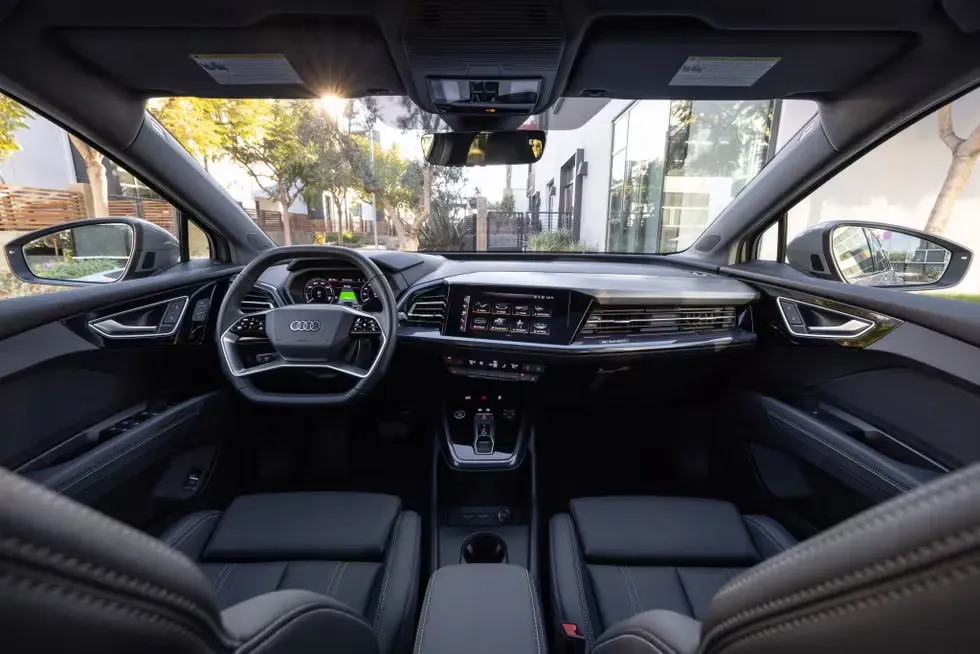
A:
[{"left": 561, "top": 623, "right": 587, "bottom": 654}]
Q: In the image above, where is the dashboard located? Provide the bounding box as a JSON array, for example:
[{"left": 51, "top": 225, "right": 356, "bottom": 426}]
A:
[{"left": 254, "top": 253, "right": 761, "bottom": 378}]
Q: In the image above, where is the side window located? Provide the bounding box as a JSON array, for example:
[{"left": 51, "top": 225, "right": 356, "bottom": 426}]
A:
[
  {"left": 1, "top": 93, "right": 202, "bottom": 299},
  {"left": 760, "top": 86, "right": 980, "bottom": 302}
]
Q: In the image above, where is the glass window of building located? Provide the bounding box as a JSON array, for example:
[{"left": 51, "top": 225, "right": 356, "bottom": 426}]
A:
[{"left": 607, "top": 99, "right": 776, "bottom": 254}]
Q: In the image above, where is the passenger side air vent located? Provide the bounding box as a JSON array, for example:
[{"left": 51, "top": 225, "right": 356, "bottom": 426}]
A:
[
  {"left": 403, "top": 286, "right": 448, "bottom": 329},
  {"left": 579, "top": 306, "right": 737, "bottom": 337},
  {"left": 241, "top": 287, "right": 276, "bottom": 314}
]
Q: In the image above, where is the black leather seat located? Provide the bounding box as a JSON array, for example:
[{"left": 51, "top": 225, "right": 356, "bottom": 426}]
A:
[
  {"left": 160, "top": 491, "right": 421, "bottom": 654},
  {"left": 550, "top": 496, "right": 796, "bottom": 648}
]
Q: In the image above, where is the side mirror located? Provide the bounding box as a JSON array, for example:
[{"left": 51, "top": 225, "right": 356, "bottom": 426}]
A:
[
  {"left": 786, "top": 221, "right": 972, "bottom": 291},
  {"left": 3, "top": 218, "right": 179, "bottom": 287}
]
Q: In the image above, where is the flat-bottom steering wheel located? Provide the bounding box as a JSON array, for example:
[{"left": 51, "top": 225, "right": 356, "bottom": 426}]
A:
[{"left": 216, "top": 246, "right": 398, "bottom": 405}]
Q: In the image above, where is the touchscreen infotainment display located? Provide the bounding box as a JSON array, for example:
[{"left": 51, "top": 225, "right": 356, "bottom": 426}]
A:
[{"left": 459, "top": 291, "right": 555, "bottom": 337}]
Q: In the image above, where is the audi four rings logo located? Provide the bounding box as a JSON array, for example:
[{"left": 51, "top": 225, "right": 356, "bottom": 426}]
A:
[{"left": 289, "top": 320, "right": 321, "bottom": 332}]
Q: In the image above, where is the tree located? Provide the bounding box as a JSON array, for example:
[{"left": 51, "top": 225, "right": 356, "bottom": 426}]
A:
[
  {"left": 147, "top": 98, "right": 230, "bottom": 169},
  {"left": 68, "top": 136, "right": 109, "bottom": 217},
  {"left": 924, "top": 104, "right": 980, "bottom": 235},
  {"left": 298, "top": 105, "right": 362, "bottom": 237},
  {"left": 0, "top": 95, "right": 31, "bottom": 181},
  {"left": 395, "top": 97, "right": 447, "bottom": 226},
  {"left": 222, "top": 100, "right": 313, "bottom": 245}
]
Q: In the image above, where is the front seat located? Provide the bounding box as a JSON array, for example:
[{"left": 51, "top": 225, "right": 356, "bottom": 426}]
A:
[
  {"left": 0, "top": 470, "right": 420, "bottom": 654},
  {"left": 550, "top": 496, "right": 797, "bottom": 644},
  {"left": 553, "top": 463, "right": 980, "bottom": 653}
]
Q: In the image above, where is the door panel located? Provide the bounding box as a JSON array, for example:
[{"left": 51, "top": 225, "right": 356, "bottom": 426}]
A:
[
  {"left": 723, "top": 261, "right": 980, "bottom": 530},
  {"left": 0, "top": 266, "right": 236, "bottom": 527}
]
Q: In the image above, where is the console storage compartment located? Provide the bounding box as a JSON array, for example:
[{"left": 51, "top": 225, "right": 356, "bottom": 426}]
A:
[{"left": 415, "top": 564, "right": 546, "bottom": 654}]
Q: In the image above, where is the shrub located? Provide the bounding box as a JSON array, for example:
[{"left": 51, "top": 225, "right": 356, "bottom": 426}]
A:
[
  {"left": 419, "top": 210, "right": 473, "bottom": 251},
  {"left": 527, "top": 229, "right": 596, "bottom": 253}
]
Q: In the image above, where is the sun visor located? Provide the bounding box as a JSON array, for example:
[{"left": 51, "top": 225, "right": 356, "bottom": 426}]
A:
[
  {"left": 54, "top": 20, "right": 405, "bottom": 98},
  {"left": 566, "top": 22, "right": 916, "bottom": 100}
]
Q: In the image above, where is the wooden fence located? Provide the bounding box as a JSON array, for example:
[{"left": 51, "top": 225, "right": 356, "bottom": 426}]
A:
[
  {"left": 0, "top": 185, "right": 88, "bottom": 232},
  {"left": 1, "top": 185, "right": 383, "bottom": 244},
  {"left": 0, "top": 185, "right": 177, "bottom": 234}
]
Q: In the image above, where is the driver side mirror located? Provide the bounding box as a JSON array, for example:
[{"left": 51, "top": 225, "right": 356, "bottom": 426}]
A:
[
  {"left": 786, "top": 221, "right": 972, "bottom": 291},
  {"left": 3, "top": 218, "right": 179, "bottom": 287}
]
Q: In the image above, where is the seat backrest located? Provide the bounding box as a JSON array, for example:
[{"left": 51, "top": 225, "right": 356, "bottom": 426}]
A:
[
  {"left": 0, "top": 467, "right": 227, "bottom": 653},
  {"left": 698, "top": 459, "right": 980, "bottom": 653},
  {"left": 0, "top": 467, "right": 380, "bottom": 654}
]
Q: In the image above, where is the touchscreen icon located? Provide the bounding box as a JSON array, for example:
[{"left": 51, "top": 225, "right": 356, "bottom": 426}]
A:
[
  {"left": 491, "top": 316, "right": 509, "bottom": 332},
  {"left": 471, "top": 317, "right": 488, "bottom": 331},
  {"left": 493, "top": 303, "right": 510, "bottom": 315},
  {"left": 512, "top": 304, "right": 529, "bottom": 316},
  {"left": 531, "top": 320, "right": 551, "bottom": 335},
  {"left": 511, "top": 318, "right": 530, "bottom": 334},
  {"left": 532, "top": 304, "right": 551, "bottom": 317},
  {"left": 473, "top": 301, "right": 490, "bottom": 314}
]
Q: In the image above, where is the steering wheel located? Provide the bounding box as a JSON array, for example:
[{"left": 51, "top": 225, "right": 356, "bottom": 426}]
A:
[{"left": 215, "top": 246, "right": 398, "bottom": 406}]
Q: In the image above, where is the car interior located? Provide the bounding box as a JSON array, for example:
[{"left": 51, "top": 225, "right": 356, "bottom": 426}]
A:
[{"left": 3, "top": 0, "right": 980, "bottom": 652}]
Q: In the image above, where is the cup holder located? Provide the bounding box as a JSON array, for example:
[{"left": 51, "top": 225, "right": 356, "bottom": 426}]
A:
[{"left": 460, "top": 532, "right": 508, "bottom": 564}]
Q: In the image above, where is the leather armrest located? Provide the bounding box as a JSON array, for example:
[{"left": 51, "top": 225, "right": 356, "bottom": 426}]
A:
[
  {"left": 414, "top": 564, "right": 545, "bottom": 654},
  {"left": 593, "top": 611, "right": 701, "bottom": 654},
  {"left": 223, "top": 590, "right": 378, "bottom": 654}
]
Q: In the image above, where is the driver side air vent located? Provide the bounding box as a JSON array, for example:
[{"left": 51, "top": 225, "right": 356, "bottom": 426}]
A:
[
  {"left": 579, "top": 306, "right": 737, "bottom": 337},
  {"left": 241, "top": 287, "right": 276, "bottom": 314},
  {"left": 404, "top": 286, "right": 448, "bottom": 329}
]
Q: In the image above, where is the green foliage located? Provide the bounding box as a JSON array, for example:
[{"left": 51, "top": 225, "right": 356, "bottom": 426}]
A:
[
  {"left": 527, "top": 230, "right": 596, "bottom": 253},
  {"left": 934, "top": 293, "right": 980, "bottom": 303},
  {"left": 418, "top": 207, "right": 473, "bottom": 251},
  {"left": 30, "top": 258, "right": 121, "bottom": 280},
  {"left": 0, "top": 94, "right": 31, "bottom": 164}
]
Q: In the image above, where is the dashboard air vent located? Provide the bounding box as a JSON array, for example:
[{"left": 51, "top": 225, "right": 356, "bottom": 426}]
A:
[
  {"left": 579, "top": 306, "right": 737, "bottom": 337},
  {"left": 241, "top": 287, "right": 276, "bottom": 314},
  {"left": 404, "top": 286, "right": 448, "bottom": 329}
]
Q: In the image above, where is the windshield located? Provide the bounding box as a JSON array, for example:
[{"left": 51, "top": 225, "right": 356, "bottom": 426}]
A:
[{"left": 147, "top": 96, "right": 814, "bottom": 254}]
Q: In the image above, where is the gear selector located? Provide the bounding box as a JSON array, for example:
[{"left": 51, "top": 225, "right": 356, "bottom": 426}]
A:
[{"left": 473, "top": 411, "right": 495, "bottom": 454}]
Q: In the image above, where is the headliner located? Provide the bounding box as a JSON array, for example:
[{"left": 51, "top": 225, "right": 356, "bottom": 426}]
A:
[{"left": 0, "top": 0, "right": 979, "bottom": 162}]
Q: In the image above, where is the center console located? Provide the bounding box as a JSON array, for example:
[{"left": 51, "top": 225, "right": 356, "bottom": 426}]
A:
[
  {"left": 432, "top": 378, "right": 538, "bottom": 577},
  {"left": 413, "top": 564, "right": 546, "bottom": 654}
]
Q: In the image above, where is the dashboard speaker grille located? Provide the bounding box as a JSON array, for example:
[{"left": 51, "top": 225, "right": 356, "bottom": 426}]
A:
[
  {"left": 404, "top": 286, "right": 448, "bottom": 328},
  {"left": 241, "top": 287, "right": 276, "bottom": 314},
  {"left": 579, "top": 306, "right": 737, "bottom": 337}
]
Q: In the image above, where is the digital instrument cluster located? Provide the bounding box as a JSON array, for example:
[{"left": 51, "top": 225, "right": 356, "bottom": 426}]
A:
[{"left": 288, "top": 269, "right": 379, "bottom": 310}]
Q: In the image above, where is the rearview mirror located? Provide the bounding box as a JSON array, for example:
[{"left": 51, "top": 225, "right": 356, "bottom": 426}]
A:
[
  {"left": 786, "top": 221, "right": 972, "bottom": 291},
  {"left": 422, "top": 130, "right": 546, "bottom": 167},
  {"left": 4, "top": 218, "right": 180, "bottom": 287}
]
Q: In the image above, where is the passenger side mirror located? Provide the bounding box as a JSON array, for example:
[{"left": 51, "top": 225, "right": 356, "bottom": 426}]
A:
[
  {"left": 786, "top": 221, "right": 972, "bottom": 291},
  {"left": 4, "top": 218, "right": 179, "bottom": 287}
]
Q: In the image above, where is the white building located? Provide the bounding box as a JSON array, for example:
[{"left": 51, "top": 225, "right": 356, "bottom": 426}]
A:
[{"left": 526, "top": 91, "right": 980, "bottom": 296}]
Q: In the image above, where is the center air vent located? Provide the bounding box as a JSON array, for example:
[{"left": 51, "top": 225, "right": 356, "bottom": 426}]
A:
[
  {"left": 404, "top": 286, "right": 448, "bottom": 329},
  {"left": 579, "top": 306, "right": 737, "bottom": 337},
  {"left": 241, "top": 287, "right": 276, "bottom": 314}
]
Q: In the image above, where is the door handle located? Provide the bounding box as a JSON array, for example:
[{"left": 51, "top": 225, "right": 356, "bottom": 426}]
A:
[
  {"left": 806, "top": 319, "right": 871, "bottom": 335},
  {"left": 91, "top": 319, "right": 159, "bottom": 335},
  {"left": 88, "top": 297, "right": 189, "bottom": 339},
  {"left": 777, "top": 297, "right": 875, "bottom": 340}
]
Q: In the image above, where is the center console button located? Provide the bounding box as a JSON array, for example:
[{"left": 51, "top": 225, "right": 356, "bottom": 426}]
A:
[{"left": 453, "top": 409, "right": 466, "bottom": 420}]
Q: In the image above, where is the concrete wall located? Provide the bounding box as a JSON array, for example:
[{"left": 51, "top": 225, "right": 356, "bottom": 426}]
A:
[
  {"left": 532, "top": 99, "right": 632, "bottom": 250},
  {"left": 0, "top": 115, "right": 75, "bottom": 188}
]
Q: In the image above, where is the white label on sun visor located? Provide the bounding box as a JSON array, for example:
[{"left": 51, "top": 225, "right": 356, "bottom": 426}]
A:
[
  {"left": 190, "top": 54, "right": 303, "bottom": 85},
  {"left": 669, "top": 57, "right": 780, "bottom": 87}
]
